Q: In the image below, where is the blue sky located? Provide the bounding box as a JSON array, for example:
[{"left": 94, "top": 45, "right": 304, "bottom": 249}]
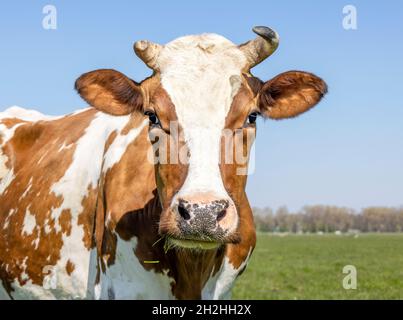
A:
[{"left": 0, "top": 1, "right": 402, "bottom": 211}]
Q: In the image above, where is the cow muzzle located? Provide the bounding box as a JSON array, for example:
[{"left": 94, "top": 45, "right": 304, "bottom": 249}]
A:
[{"left": 159, "top": 193, "right": 240, "bottom": 250}]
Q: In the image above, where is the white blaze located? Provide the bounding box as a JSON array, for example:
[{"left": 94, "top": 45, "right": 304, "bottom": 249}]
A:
[{"left": 158, "top": 34, "right": 246, "bottom": 200}]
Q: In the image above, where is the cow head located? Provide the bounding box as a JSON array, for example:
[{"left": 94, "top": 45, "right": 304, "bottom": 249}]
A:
[{"left": 75, "top": 27, "right": 327, "bottom": 251}]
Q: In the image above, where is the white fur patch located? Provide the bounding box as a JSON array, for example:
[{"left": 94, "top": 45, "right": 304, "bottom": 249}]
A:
[
  {"left": 0, "top": 150, "right": 9, "bottom": 182},
  {"left": 96, "top": 235, "right": 174, "bottom": 299},
  {"left": 0, "top": 106, "right": 61, "bottom": 121},
  {"left": 202, "top": 247, "right": 252, "bottom": 299},
  {"left": 0, "top": 122, "right": 20, "bottom": 195},
  {"left": 22, "top": 209, "right": 36, "bottom": 236},
  {"left": 102, "top": 119, "right": 148, "bottom": 173},
  {"left": 0, "top": 168, "right": 14, "bottom": 195}
]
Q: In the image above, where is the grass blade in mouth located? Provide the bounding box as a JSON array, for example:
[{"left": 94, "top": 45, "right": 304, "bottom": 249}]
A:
[{"left": 166, "top": 237, "right": 221, "bottom": 250}]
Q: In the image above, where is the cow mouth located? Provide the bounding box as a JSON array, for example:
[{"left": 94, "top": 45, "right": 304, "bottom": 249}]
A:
[{"left": 165, "top": 236, "right": 222, "bottom": 250}]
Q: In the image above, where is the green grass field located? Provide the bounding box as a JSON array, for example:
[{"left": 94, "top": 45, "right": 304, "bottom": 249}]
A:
[{"left": 232, "top": 233, "right": 403, "bottom": 299}]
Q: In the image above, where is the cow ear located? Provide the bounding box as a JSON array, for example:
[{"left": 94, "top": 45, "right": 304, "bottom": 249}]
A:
[
  {"left": 258, "top": 71, "right": 327, "bottom": 120},
  {"left": 75, "top": 69, "right": 143, "bottom": 116}
]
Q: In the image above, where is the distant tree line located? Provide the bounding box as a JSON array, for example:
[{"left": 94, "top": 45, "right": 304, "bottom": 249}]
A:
[{"left": 253, "top": 205, "right": 403, "bottom": 233}]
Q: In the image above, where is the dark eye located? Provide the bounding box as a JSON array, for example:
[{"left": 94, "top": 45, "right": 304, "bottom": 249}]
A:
[
  {"left": 144, "top": 111, "right": 160, "bottom": 126},
  {"left": 247, "top": 112, "right": 258, "bottom": 125}
]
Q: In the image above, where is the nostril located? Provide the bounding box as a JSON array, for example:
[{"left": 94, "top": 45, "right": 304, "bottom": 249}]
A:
[
  {"left": 216, "top": 209, "right": 227, "bottom": 222},
  {"left": 178, "top": 203, "right": 191, "bottom": 220}
]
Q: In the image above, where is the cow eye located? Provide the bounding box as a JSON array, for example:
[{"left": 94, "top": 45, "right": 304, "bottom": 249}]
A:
[
  {"left": 247, "top": 112, "right": 258, "bottom": 125},
  {"left": 144, "top": 111, "right": 160, "bottom": 127}
]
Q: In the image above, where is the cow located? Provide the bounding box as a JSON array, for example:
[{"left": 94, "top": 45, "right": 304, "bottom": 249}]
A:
[{"left": 0, "top": 26, "right": 327, "bottom": 299}]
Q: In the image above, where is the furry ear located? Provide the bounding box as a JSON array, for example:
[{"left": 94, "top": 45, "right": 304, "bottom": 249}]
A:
[
  {"left": 258, "top": 71, "right": 327, "bottom": 119},
  {"left": 75, "top": 69, "right": 143, "bottom": 116}
]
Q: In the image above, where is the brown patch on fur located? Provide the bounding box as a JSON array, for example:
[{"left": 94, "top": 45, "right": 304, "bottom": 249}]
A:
[
  {"left": 104, "top": 130, "right": 118, "bottom": 154},
  {"left": 75, "top": 69, "right": 143, "bottom": 116},
  {"left": 244, "top": 74, "right": 263, "bottom": 97},
  {"left": 149, "top": 85, "right": 179, "bottom": 133},
  {"left": 259, "top": 70, "right": 327, "bottom": 119},
  {"left": 0, "top": 118, "right": 28, "bottom": 129},
  {"left": 101, "top": 224, "right": 117, "bottom": 268},
  {"left": 225, "top": 194, "right": 256, "bottom": 269},
  {"left": 65, "top": 260, "right": 75, "bottom": 275},
  {"left": 224, "top": 82, "right": 257, "bottom": 130},
  {"left": 78, "top": 184, "right": 98, "bottom": 250},
  {"left": 94, "top": 175, "right": 106, "bottom": 265},
  {"left": 115, "top": 191, "right": 165, "bottom": 270},
  {"left": 59, "top": 209, "right": 72, "bottom": 236},
  {"left": 169, "top": 248, "right": 225, "bottom": 299},
  {"left": 10, "top": 122, "right": 45, "bottom": 150}
]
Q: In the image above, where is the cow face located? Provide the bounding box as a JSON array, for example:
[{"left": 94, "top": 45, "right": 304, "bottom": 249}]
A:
[{"left": 75, "top": 27, "right": 327, "bottom": 250}]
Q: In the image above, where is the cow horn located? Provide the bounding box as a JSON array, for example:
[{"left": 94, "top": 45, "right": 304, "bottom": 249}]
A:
[
  {"left": 133, "top": 40, "right": 163, "bottom": 71},
  {"left": 239, "top": 26, "right": 280, "bottom": 70}
]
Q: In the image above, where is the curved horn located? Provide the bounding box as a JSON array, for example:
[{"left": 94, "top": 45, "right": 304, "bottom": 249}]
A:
[
  {"left": 239, "top": 26, "right": 280, "bottom": 70},
  {"left": 133, "top": 40, "right": 163, "bottom": 71}
]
